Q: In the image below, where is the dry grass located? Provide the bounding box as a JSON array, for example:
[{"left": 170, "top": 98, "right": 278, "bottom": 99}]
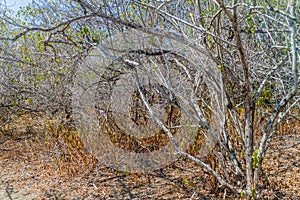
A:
[{"left": 0, "top": 113, "right": 299, "bottom": 199}]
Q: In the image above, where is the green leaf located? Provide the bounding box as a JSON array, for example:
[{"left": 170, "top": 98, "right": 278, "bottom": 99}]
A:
[
  {"left": 12, "top": 100, "right": 18, "bottom": 105},
  {"left": 251, "top": 188, "right": 256, "bottom": 199},
  {"left": 92, "top": 35, "right": 99, "bottom": 43},
  {"left": 37, "top": 75, "right": 45, "bottom": 82},
  {"left": 82, "top": 27, "right": 90, "bottom": 35},
  {"left": 25, "top": 98, "right": 31, "bottom": 105},
  {"left": 182, "top": 177, "right": 189, "bottom": 184},
  {"left": 188, "top": 0, "right": 195, "bottom": 5},
  {"left": 121, "top": 12, "right": 126, "bottom": 19},
  {"left": 252, "top": 149, "right": 260, "bottom": 169}
]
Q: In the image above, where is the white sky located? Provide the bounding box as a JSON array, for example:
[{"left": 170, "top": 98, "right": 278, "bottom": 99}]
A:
[{"left": 7, "top": 0, "right": 32, "bottom": 12}]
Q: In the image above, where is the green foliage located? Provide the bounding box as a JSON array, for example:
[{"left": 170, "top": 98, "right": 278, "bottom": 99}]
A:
[
  {"left": 256, "top": 85, "right": 273, "bottom": 107},
  {"left": 252, "top": 149, "right": 261, "bottom": 169},
  {"left": 187, "top": 0, "right": 195, "bottom": 5},
  {"left": 245, "top": 14, "right": 256, "bottom": 34},
  {"left": 81, "top": 27, "right": 90, "bottom": 35},
  {"left": 25, "top": 98, "right": 32, "bottom": 105},
  {"left": 182, "top": 177, "right": 189, "bottom": 184},
  {"left": 240, "top": 190, "right": 246, "bottom": 198},
  {"left": 251, "top": 188, "right": 256, "bottom": 200}
]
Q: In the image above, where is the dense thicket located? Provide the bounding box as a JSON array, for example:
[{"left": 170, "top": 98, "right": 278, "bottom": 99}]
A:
[{"left": 0, "top": 0, "right": 299, "bottom": 198}]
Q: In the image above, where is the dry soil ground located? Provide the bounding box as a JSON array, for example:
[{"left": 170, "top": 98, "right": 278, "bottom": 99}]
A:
[{"left": 0, "top": 115, "right": 299, "bottom": 199}]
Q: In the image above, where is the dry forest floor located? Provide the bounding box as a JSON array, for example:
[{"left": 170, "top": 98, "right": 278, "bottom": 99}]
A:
[{"left": 0, "top": 114, "right": 299, "bottom": 199}]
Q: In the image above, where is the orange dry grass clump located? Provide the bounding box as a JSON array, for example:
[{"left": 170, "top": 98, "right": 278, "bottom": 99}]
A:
[
  {"left": 1, "top": 115, "right": 93, "bottom": 172},
  {"left": 261, "top": 115, "right": 300, "bottom": 198},
  {"left": 0, "top": 114, "right": 106, "bottom": 198}
]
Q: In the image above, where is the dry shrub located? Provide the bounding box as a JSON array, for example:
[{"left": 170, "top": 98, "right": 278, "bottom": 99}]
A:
[
  {"left": 42, "top": 118, "right": 97, "bottom": 175},
  {"left": 0, "top": 113, "right": 97, "bottom": 175}
]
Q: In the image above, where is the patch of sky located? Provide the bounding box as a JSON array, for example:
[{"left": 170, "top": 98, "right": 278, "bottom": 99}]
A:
[{"left": 6, "top": 0, "right": 31, "bottom": 13}]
